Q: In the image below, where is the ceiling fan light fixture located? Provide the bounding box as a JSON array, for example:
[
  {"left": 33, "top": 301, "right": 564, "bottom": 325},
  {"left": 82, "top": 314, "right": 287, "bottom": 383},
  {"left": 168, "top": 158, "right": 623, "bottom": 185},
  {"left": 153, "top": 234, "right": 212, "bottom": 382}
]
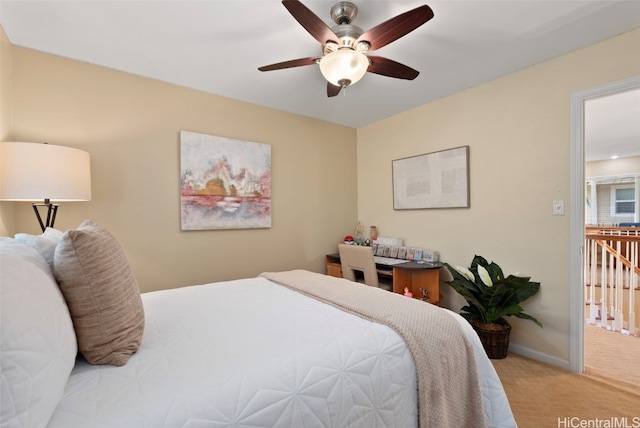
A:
[{"left": 319, "top": 49, "right": 369, "bottom": 88}]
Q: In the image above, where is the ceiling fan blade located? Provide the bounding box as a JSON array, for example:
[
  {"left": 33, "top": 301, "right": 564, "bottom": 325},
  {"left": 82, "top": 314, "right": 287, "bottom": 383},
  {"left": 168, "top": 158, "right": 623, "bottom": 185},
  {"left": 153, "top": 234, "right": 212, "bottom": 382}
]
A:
[
  {"left": 327, "top": 82, "right": 342, "bottom": 97},
  {"left": 356, "top": 5, "right": 434, "bottom": 52},
  {"left": 282, "top": 0, "right": 338, "bottom": 45},
  {"left": 367, "top": 56, "right": 419, "bottom": 80},
  {"left": 258, "top": 57, "right": 318, "bottom": 72}
]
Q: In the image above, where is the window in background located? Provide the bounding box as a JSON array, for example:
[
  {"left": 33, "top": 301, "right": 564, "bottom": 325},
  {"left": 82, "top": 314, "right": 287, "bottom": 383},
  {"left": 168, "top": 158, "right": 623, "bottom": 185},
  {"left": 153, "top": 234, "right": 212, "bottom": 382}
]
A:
[{"left": 611, "top": 185, "right": 636, "bottom": 217}]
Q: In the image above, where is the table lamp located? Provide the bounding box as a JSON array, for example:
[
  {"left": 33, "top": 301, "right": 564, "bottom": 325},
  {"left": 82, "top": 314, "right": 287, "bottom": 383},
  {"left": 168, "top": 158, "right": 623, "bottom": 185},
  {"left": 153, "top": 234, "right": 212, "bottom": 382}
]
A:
[{"left": 0, "top": 142, "right": 91, "bottom": 232}]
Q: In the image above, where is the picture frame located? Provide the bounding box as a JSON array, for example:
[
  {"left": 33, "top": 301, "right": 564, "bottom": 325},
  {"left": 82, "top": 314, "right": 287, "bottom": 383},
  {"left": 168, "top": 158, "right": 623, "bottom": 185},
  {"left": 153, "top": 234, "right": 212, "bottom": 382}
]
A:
[
  {"left": 180, "top": 131, "right": 272, "bottom": 230},
  {"left": 398, "top": 247, "right": 407, "bottom": 259},
  {"left": 383, "top": 245, "right": 391, "bottom": 257},
  {"left": 406, "top": 248, "right": 415, "bottom": 260},
  {"left": 390, "top": 246, "right": 399, "bottom": 258},
  {"left": 392, "top": 146, "right": 470, "bottom": 209}
]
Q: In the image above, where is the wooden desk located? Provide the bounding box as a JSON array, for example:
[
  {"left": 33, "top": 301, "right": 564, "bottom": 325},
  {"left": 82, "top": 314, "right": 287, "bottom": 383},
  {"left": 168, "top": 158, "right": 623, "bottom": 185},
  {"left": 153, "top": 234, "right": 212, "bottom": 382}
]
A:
[{"left": 325, "top": 254, "right": 442, "bottom": 305}]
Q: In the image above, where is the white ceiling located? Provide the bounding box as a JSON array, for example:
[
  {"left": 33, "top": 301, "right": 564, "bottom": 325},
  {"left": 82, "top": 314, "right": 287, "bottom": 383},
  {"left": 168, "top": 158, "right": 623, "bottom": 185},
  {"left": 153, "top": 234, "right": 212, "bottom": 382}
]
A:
[
  {"left": 585, "top": 88, "right": 640, "bottom": 162},
  {"left": 1, "top": 0, "right": 639, "bottom": 161}
]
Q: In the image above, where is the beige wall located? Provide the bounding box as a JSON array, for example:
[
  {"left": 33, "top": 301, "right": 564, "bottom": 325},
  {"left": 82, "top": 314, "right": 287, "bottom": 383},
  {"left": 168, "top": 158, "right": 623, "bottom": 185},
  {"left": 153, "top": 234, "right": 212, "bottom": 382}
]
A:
[
  {"left": 357, "top": 28, "right": 640, "bottom": 363},
  {"left": 0, "top": 28, "right": 10, "bottom": 142},
  {"left": 0, "top": 27, "right": 14, "bottom": 235},
  {"left": 4, "top": 44, "right": 358, "bottom": 292},
  {"left": 586, "top": 154, "right": 640, "bottom": 177}
]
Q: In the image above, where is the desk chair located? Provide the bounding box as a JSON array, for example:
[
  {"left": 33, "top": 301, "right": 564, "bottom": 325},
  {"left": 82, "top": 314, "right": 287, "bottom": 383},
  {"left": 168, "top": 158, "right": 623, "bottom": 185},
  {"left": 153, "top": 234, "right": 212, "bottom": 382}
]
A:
[{"left": 338, "top": 244, "right": 379, "bottom": 288}]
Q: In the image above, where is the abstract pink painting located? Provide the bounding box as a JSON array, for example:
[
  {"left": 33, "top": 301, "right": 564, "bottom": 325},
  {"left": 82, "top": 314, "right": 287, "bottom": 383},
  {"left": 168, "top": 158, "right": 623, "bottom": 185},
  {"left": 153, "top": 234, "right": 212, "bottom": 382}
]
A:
[{"left": 180, "top": 131, "right": 272, "bottom": 230}]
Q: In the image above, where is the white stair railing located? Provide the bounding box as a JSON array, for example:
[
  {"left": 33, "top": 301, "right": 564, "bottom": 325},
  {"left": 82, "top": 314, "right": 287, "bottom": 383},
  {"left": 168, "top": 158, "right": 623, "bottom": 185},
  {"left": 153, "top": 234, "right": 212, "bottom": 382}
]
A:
[{"left": 585, "top": 226, "right": 640, "bottom": 336}]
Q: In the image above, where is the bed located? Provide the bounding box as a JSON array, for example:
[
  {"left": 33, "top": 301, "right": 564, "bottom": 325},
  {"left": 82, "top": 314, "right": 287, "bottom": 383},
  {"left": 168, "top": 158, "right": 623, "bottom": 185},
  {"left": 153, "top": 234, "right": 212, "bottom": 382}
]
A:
[{"left": 0, "top": 221, "right": 517, "bottom": 428}]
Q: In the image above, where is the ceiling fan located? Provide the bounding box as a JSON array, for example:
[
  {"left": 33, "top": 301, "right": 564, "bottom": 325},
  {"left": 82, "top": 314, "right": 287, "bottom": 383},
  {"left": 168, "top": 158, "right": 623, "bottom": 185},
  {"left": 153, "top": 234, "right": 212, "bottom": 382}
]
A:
[{"left": 258, "top": 0, "right": 434, "bottom": 97}]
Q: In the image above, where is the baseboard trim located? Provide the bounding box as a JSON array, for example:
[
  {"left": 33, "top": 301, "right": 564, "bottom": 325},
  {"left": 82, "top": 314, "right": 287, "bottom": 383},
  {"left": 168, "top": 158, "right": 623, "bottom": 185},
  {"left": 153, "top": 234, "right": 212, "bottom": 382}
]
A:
[{"left": 508, "top": 344, "right": 572, "bottom": 371}]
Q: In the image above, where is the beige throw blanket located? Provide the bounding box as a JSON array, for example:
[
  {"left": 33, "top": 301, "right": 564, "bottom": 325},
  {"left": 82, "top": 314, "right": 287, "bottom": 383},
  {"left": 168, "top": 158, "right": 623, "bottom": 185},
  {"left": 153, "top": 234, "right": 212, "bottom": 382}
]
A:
[{"left": 260, "top": 270, "right": 487, "bottom": 428}]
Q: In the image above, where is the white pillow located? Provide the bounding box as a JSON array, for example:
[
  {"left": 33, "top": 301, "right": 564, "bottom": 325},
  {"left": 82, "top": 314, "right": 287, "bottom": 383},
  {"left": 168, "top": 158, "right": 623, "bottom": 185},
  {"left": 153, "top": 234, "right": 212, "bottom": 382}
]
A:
[
  {"left": 14, "top": 228, "right": 64, "bottom": 271},
  {"left": 0, "top": 238, "right": 77, "bottom": 428}
]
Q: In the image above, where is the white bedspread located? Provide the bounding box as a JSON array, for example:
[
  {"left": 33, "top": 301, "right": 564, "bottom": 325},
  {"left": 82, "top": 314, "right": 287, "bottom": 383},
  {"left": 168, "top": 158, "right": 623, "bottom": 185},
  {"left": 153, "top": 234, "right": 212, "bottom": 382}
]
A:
[{"left": 47, "top": 276, "right": 516, "bottom": 428}]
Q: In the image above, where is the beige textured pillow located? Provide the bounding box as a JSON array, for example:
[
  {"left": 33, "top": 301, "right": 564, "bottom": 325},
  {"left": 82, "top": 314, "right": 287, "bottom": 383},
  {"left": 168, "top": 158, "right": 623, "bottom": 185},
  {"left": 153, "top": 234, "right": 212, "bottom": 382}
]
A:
[{"left": 53, "top": 220, "right": 144, "bottom": 366}]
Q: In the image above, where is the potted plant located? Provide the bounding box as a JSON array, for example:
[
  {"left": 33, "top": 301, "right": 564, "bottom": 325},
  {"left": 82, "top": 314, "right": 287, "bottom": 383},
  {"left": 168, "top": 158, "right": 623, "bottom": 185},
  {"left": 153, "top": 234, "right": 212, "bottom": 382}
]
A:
[{"left": 444, "top": 255, "right": 542, "bottom": 359}]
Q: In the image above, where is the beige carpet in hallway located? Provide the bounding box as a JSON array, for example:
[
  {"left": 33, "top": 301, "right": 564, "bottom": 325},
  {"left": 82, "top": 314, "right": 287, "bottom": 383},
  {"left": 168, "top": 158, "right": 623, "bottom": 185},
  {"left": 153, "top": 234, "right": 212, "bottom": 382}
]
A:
[
  {"left": 584, "top": 322, "right": 640, "bottom": 394},
  {"left": 492, "top": 353, "right": 640, "bottom": 428}
]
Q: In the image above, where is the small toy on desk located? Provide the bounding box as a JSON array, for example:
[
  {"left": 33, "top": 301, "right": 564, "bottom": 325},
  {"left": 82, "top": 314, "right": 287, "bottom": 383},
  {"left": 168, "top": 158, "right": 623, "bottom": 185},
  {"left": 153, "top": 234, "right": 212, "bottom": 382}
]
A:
[
  {"left": 355, "top": 221, "right": 364, "bottom": 241},
  {"left": 403, "top": 287, "right": 413, "bottom": 298},
  {"left": 419, "top": 288, "right": 429, "bottom": 302}
]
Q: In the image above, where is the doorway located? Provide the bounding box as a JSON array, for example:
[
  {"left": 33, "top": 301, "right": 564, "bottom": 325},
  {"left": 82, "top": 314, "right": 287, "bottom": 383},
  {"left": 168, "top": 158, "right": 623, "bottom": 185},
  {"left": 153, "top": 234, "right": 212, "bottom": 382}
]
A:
[{"left": 570, "top": 76, "right": 640, "bottom": 374}]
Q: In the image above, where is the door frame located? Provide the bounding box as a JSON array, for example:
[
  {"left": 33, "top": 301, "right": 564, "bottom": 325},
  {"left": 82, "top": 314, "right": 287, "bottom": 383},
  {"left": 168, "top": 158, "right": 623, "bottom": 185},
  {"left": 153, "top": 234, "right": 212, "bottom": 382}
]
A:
[{"left": 569, "top": 75, "right": 640, "bottom": 372}]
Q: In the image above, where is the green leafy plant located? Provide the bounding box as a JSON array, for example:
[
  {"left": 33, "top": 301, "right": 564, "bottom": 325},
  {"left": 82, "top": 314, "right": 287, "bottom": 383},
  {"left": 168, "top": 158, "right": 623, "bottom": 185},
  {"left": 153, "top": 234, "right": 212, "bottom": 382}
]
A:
[{"left": 444, "top": 255, "right": 542, "bottom": 327}]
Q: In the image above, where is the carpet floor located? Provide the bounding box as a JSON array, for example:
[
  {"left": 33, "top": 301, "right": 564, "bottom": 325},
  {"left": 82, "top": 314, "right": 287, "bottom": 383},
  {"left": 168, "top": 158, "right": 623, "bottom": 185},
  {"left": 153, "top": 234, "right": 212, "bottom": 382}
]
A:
[
  {"left": 584, "top": 322, "right": 640, "bottom": 394},
  {"left": 491, "top": 353, "right": 640, "bottom": 428}
]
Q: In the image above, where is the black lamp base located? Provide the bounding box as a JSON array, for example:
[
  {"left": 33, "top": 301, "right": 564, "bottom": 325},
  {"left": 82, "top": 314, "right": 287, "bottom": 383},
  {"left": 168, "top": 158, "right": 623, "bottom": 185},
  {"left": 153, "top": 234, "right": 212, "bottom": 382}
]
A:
[{"left": 32, "top": 199, "right": 58, "bottom": 232}]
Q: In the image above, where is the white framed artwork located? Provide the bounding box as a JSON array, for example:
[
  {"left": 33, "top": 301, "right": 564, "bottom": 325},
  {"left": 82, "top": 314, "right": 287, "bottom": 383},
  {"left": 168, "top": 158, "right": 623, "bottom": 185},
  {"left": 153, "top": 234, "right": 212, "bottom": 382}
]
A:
[{"left": 392, "top": 146, "right": 470, "bottom": 209}]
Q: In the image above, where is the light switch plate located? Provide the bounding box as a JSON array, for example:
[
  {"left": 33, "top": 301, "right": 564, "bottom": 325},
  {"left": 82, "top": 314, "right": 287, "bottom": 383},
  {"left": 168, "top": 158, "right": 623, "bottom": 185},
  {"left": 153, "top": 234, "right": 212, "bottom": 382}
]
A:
[{"left": 553, "top": 200, "right": 565, "bottom": 216}]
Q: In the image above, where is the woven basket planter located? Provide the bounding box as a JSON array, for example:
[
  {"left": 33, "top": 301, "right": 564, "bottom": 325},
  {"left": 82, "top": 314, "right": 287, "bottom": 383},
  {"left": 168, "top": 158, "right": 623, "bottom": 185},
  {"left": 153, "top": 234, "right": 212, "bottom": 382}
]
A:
[{"left": 471, "top": 319, "right": 511, "bottom": 359}]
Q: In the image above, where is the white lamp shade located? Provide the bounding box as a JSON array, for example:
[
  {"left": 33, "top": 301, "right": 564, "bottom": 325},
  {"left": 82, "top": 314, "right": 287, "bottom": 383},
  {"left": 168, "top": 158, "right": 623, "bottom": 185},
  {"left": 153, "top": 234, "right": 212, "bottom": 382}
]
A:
[
  {"left": 319, "top": 50, "right": 369, "bottom": 87},
  {"left": 0, "top": 142, "right": 91, "bottom": 202}
]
